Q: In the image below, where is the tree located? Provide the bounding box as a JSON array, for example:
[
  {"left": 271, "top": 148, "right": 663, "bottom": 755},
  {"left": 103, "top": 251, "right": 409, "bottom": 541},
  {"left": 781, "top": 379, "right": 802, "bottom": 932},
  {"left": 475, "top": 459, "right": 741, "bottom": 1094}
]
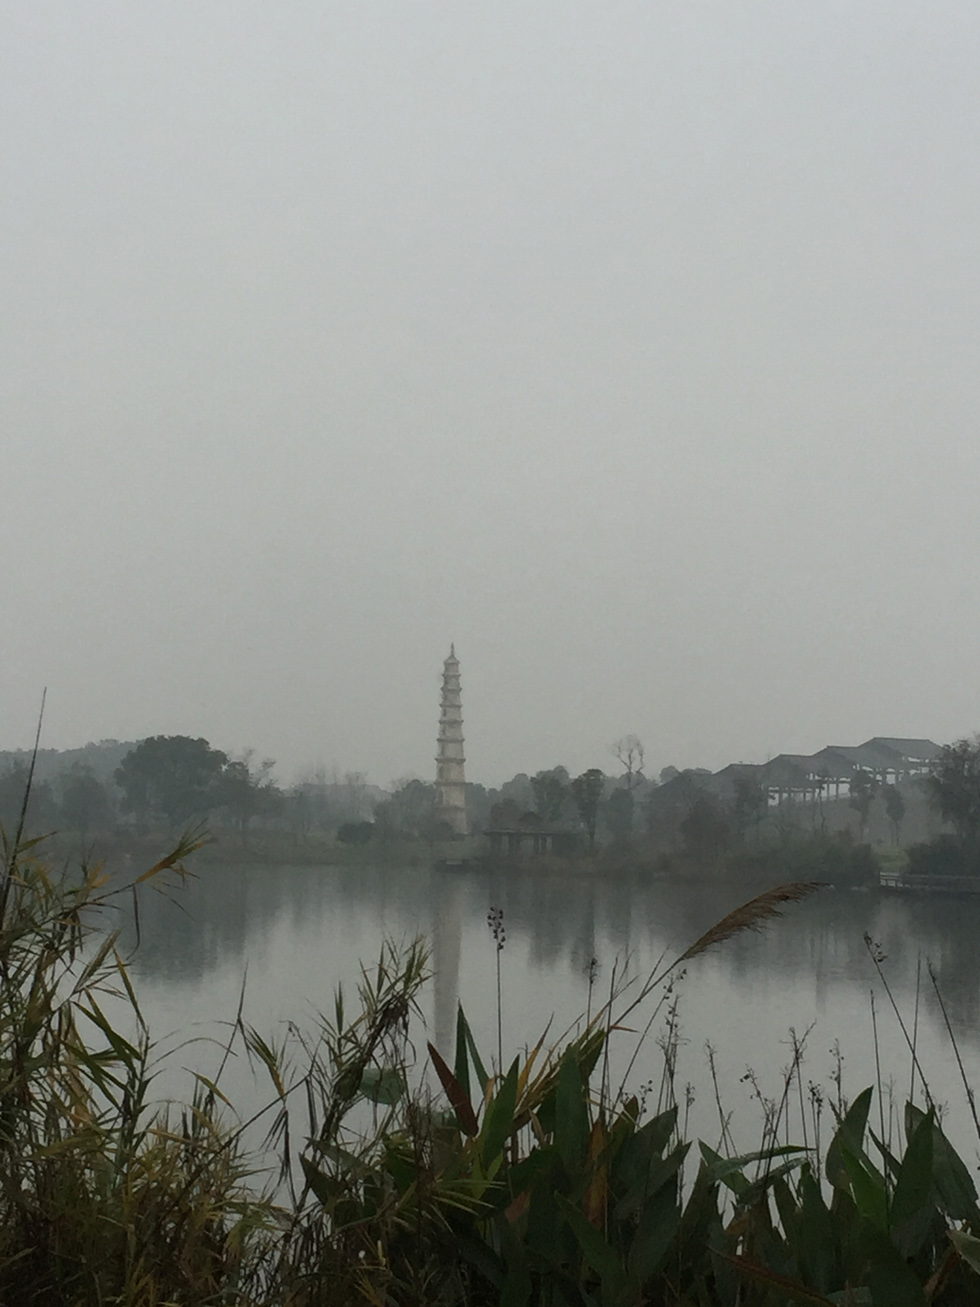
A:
[
  {"left": 571, "top": 769, "right": 605, "bottom": 850},
  {"left": 218, "top": 751, "right": 281, "bottom": 835},
  {"left": 679, "top": 793, "right": 730, "bottom": 860},
  {"left": 530, "top": 767, "right": 570, "bottom": 824},
  {"left": 611, "top": 736, "right": 645, "bottom": 793},
  {"left": 0, "top": 764, "right": 57, "bottom": 837},
  {"left": 59, "top": 764, "right": 113, "bottom": 837},
  {"left": 115, "top": 736, "right": 228, "bottom": 828},
  {"left": 848, "top": 769, "right": 879, "bottom": 843},
  {"left": 605, "top": 787, "right": 634, "bottom": 843},
  {"left": 373, "top": 779, "right": 438, "bottom": 839},
  {"left": 497, "top": 773, "right": 536, "bottom": 812},
  {"left": 883, "top": 784, "right": 905, "bottom": 845},
  {"left": 928, "top": 737, "right": 980, "bottom": 847},
  {"left": 337, "top": 821, "right": 374, "bottom": 845},
  {"left": 731, "top": 772, "right": 767, "bottom": 843},
  {"left": 464, "top": 782, "right": 492, "bottom": 833},
  {"left": 646, "top": 770, "right": 705, "bottom": 848}
]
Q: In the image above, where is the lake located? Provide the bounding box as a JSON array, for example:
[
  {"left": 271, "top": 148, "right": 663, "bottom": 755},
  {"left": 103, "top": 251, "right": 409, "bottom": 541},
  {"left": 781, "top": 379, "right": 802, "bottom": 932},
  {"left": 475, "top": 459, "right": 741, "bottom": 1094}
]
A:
[{"left": 122, "top": 860, "right": 980, "bottom": 1167}]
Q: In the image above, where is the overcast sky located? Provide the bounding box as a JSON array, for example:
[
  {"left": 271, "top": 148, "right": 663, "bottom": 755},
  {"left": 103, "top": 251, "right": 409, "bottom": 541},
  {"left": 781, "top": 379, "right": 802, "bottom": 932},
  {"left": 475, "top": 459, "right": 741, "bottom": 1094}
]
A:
[{"left": 3, "top": 1, "right": 980, "bottom": 786}]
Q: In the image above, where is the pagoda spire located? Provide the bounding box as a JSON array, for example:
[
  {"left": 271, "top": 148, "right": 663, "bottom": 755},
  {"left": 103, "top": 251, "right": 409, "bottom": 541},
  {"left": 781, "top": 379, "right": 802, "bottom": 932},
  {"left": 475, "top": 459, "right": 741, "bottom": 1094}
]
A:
[{"left": 435, "top": 646, "right": 467, "bottom": 836}]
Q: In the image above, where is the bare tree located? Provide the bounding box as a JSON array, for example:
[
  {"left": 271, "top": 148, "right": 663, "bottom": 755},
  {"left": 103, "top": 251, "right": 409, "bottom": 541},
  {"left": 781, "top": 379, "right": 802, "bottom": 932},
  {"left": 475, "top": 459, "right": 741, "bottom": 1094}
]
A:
[{"left": 610, "top": 735, "right": 645, "bottom": 794}]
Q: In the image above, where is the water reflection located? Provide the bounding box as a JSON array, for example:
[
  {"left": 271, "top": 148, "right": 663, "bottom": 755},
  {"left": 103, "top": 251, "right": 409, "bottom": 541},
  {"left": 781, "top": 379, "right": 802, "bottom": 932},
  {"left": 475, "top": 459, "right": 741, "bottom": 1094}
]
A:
[{"left": 120, "top": 864, "right": 980, "bottom": 1157}]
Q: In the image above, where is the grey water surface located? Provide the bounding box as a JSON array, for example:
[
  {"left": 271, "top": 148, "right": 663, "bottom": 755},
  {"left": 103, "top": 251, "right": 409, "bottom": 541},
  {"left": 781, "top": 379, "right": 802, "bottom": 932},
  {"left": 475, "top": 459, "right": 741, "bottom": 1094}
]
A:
[{"left": 123, "top": 864, "right": 980, "bottom": 1165}]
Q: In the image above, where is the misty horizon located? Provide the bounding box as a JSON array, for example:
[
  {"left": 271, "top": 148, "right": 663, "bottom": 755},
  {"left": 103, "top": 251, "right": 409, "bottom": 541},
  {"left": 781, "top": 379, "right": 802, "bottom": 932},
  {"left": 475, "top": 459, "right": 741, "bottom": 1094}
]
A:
[{"left": 4, "top": 4, "right": 980, "bottom": 782}]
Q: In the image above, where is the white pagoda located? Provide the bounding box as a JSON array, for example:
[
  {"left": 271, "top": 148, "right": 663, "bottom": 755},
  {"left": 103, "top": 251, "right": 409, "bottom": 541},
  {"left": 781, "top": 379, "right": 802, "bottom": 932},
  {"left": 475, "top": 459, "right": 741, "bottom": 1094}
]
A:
[{"left": 435, "top": 645, "right": 468, "bottom": 836}]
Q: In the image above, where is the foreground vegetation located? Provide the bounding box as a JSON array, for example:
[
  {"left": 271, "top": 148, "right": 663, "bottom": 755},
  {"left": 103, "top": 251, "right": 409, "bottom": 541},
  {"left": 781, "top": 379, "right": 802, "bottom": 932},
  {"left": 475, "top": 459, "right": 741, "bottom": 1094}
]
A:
[{"left": 3, "top": 822, "right": 980, "bottom": 1305}]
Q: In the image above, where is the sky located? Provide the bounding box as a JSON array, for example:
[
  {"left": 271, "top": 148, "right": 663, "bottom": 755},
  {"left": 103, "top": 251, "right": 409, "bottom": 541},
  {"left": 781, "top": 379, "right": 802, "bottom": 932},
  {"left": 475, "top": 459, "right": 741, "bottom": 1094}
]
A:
[{"left": 3, "top": 1, "right": 980, "bottom": 787}]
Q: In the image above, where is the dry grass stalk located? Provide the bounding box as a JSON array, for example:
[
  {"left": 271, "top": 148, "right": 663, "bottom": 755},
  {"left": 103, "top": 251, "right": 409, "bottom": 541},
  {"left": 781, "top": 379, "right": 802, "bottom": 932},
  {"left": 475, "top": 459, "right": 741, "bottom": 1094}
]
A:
[{"left": 674, "top": 881, "right": 823, "bottom": 966}]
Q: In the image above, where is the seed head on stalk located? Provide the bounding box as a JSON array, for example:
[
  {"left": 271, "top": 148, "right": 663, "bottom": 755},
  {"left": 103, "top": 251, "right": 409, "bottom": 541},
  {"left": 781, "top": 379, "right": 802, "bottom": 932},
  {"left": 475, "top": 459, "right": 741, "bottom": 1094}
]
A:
[{"left": 487, "top": 907, "right": 505, "bottom": 1074}]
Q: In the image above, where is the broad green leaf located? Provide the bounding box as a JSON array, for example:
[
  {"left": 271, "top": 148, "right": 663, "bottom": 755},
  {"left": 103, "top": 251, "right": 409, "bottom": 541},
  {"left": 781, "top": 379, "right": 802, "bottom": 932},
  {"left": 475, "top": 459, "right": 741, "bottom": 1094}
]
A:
[
  {"left": 700, "top": 1141, "right": 806, "bottom": 1198},
  {"left": 505, "top": 1146, "right": 558, "bottom": 1219},
  {"left": 555, "top": 1054, "right": 589, "bottom": 1173},
  {"left": 737, "top": 1158, "right": 808, "bottom": 1210},
  {"left": 906, "top": 1102, "right": 979, "bottom": 1222},
  {"left": 613, "top": 1141, "right": 689, "bottom": 1224},
  {"left": 454, "top": 1004, "right": 470, "bottom": 1098},
  {"left": 556, "top": 1193, "right": 627, "bottom": 1297},
  {"left": 700, "top": 1141, "right": 750, "bottom": 1198},
  {"left": 498, "top": 1215, "right": 533, "bottom": 1307},
  {"left": 458, "top": 1004, "right": 489, "bottom": 1095},
  {"left": 949, "top": 1227, "right": 980, "bottom": 1275},
  {"left": 797, "top": 1164, "right": 839, "bottom": 1294},
  {"left": 481, "top": 1058, "right": 519, "bottom": 1167},
  {"left": 641, "top": 1104, "right": 678, "bottom": 1159},
  {"left": 612, "top": 1106, "right": 678, "bottom": 1206},
  {"left": 893, "top": 1108, "right": 930, "bottom": 1228},
  {"left": 840, "top": 1140, "right": 888, "bottom": 1232},
  {"left": 358, "top": 1065, "right": 406, "bottom": 1105},
  {"left": 827, "top": 1088, "right": 873, "bottom": 1192},
  {"left": 300, "top": 1155, "right": 343, "bottom": 1208},
  {"left": 853, "top": 1211, "right": 926, "bottom": 1307},
  {"left": 627, "top": 1176, "right": 680, "bottom": 1283}
]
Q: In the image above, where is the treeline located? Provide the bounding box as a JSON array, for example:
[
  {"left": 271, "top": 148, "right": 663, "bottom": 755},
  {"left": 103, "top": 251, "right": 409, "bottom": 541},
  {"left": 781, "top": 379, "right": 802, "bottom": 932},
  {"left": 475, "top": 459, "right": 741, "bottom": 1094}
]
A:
[
  {"left": 0, "top": 737, "right": 383, "bottom": 842},
  {"left": 5, "top": 732, "right": 980, "bottom": 883}
]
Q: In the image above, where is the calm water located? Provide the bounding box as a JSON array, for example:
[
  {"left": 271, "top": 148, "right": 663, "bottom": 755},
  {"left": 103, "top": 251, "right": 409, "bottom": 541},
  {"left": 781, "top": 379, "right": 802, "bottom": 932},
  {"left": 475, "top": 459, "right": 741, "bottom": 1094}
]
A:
[{"left": 121, "top": 862, "right": 980, "bottom": 1164}]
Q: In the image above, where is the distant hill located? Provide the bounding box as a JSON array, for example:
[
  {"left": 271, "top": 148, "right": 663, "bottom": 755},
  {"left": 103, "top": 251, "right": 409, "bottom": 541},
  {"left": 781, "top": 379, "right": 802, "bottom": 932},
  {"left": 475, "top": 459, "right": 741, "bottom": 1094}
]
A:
[{"left": 0, "top": 741, "right": 139, "bottom": 787}]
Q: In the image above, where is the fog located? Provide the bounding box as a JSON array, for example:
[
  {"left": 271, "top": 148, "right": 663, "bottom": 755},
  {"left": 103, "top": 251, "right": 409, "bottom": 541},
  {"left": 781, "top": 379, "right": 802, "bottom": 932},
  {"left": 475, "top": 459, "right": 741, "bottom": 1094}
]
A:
[{"left": 3, "top": 2, "right": 980, "bottom": 785}]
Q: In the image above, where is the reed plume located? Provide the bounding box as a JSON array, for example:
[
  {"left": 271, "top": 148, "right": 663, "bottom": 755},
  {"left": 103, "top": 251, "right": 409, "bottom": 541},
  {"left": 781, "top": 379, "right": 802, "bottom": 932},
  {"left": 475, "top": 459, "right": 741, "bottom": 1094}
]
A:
[
  {"left": 674, "top": 881, "right": 822, "bottom": 966},
  {"left": 615, "top": 882, "right": 823, "bottom": 1029}
]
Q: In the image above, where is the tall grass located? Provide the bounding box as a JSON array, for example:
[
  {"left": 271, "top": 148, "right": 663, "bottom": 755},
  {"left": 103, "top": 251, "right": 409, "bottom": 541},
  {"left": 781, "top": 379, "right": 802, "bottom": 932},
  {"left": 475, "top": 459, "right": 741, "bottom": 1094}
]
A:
[{"left": 2, "top": 821, "right": 980, "bottom": 1305}]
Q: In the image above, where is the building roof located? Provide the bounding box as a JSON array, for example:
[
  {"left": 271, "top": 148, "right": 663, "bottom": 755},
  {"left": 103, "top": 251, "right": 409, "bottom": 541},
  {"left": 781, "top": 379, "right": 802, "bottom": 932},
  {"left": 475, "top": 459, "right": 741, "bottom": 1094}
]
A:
[
  {"left": 759, "top": 755, "right": 815, "bottom": 787},
  {"left": 707, "top": 737, "right": 941, "bottom": 793},
  {"left": 862, "top": 737, "right": 941, "bottom": 762}
]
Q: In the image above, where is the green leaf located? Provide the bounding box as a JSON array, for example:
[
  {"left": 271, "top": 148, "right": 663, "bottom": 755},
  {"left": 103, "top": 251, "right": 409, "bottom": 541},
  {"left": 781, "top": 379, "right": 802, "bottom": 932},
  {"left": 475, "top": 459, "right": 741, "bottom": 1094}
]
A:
[
  {"left": 300, "top": 1155, "right": 344, "bottom": 1209},
  {"left": 459, "top": 1004, "right": 489, "bottom": 1095},
  {"left": 556, "top": 1193, "right": 627, "bottom": 1298},
  {"left": 699, "top": 1140, "right": 806, "bottom": 1199},
  {"left": 627, "top": 1176, "right": 680, "bottom": 1284},
  {"left": 614, "top": 1141, "right": 689, "bottom": 1224},
  {"left": 555, "top": 1053, "right": 589, "bottom": 1174},
  {"left": 498, "top": 1215, "right": 533, "bottom": 1307},
  {"left": 796, "top": 1164, "right": 839, "bottom": 1294},
  {"left": 737, "top": 1157, "right": 808, "bottom": 1209},
  {"left": 892, "top": 1110, "right": 933, "bottom": 1224},
  {"left": 699, "top": 1140, "right": 750, "bottom": 1199},
  {"left": 481, "top": 1058, "right": 519, "bottom": 1167},
  {"left": 192, "top": 1072, "right": 233, "bottom": 1109},
  {"left": 949, "top": 1227, "right": 980, "bottom": 1275},
  {"left": 827, "top": 1088, "right": 873, "bottom": 1192},
  {"left": 840, "top": 1139, "right": 888, "bottom": 1232},
  {"left": 717, "top": 1252, "right": 838, "bottom": 1306},
  {"left": 384, "top": 1141, "right": 417, "bottom": 1195},
  {"left": 358, "top": 1065, "right": 406, "bottom": 1105},
  {"left": 454, "top": 1002, "right": 472, "bottom": 1099},
  {"left": 847, "top": 1210, "right": 926, "bottom": 1307},
  {"left": 906, "top": 1102, "right": 979, "bottom": 1222},
  {"left": 506, "top": 1145, "right": 558, "bottom": 1207}
]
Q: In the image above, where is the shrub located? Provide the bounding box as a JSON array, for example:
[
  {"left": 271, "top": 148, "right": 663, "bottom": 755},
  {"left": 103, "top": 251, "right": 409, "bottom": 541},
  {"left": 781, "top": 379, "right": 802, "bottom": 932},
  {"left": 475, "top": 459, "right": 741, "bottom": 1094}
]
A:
[
  {"left": 907, "top": 835, "right": 980, "bottom": 878},
  {"left": 336, "top": 819, "right": 374, "bottom": 845}
]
